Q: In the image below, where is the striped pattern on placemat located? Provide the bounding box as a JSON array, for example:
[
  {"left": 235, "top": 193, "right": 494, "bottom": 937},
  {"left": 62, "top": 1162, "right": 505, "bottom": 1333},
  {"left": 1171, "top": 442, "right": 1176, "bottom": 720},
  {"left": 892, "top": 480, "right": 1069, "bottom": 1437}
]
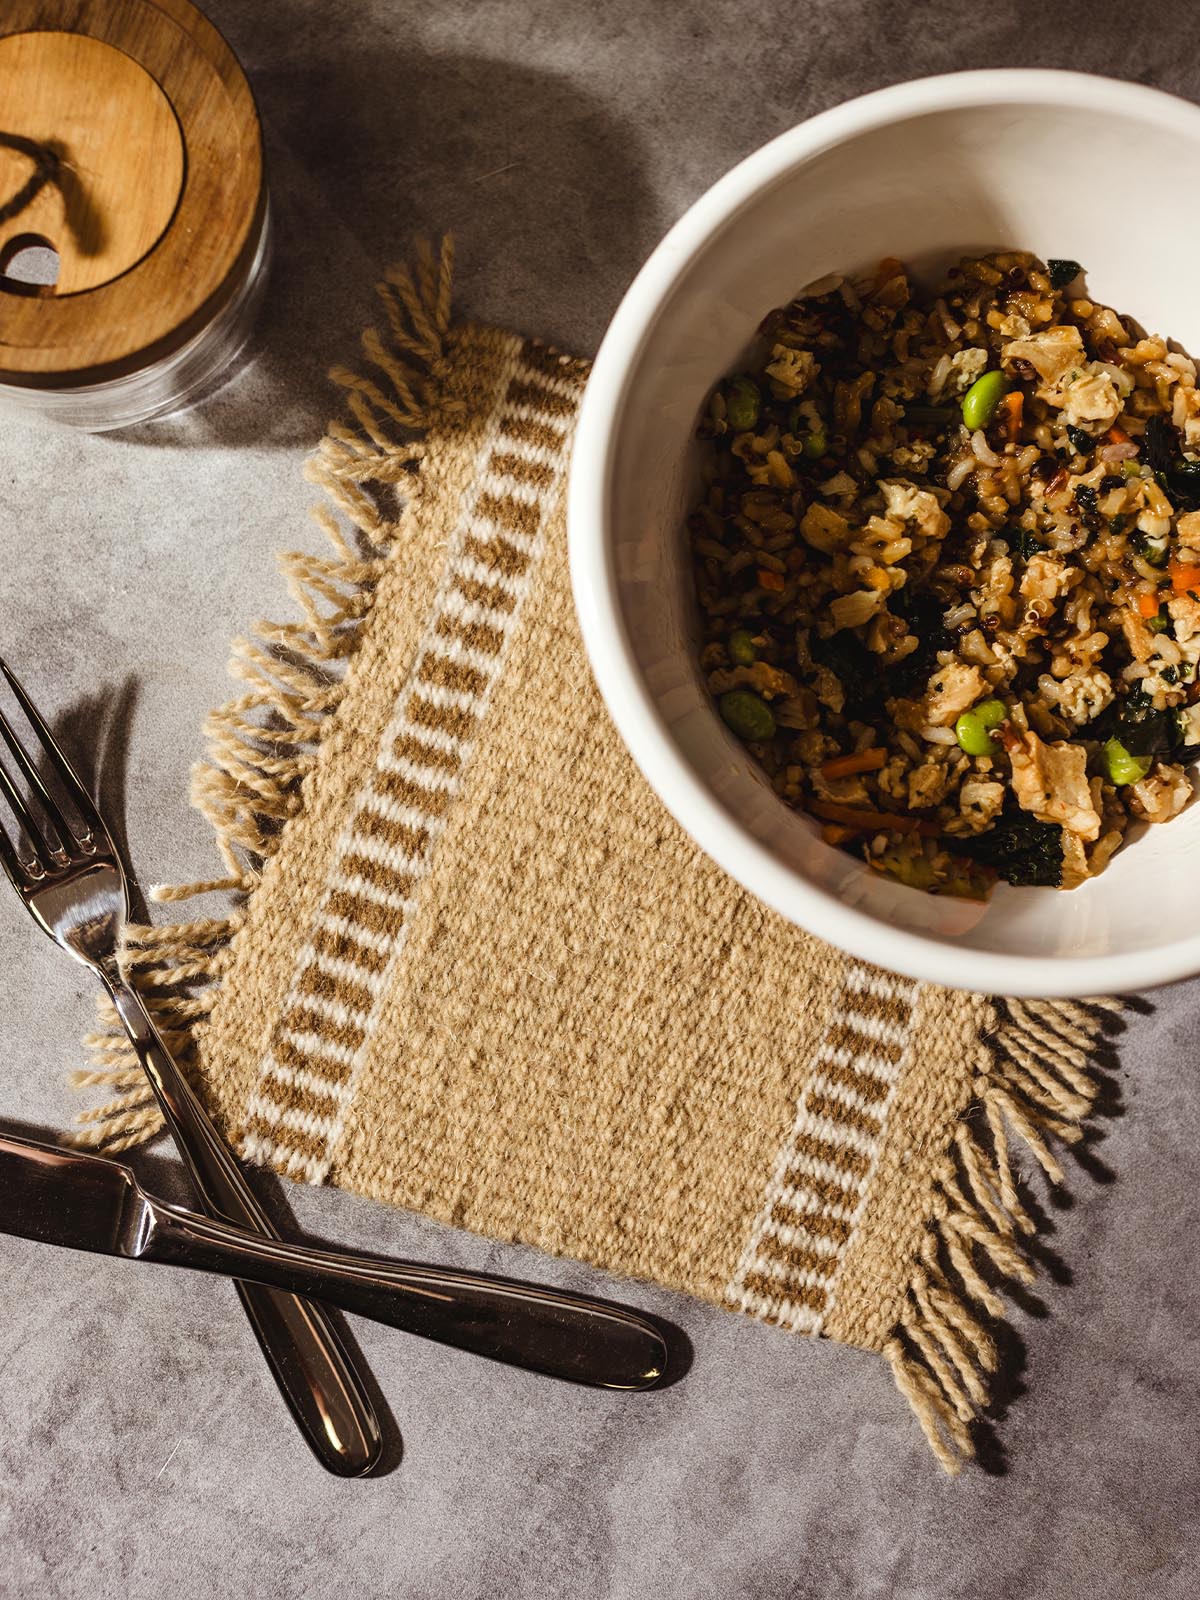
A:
[
  {"left": 241, "top": 338, "right": 586, "bottom": 1183},
  {"left": 726, "top": 962, "right": 917, "bottom": 1332}
]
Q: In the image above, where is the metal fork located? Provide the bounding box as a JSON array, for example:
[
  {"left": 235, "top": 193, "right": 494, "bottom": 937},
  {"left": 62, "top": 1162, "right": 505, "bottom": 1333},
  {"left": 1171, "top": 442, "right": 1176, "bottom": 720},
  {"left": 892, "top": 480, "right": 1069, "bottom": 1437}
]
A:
[{"left": 0, "top": 657, "right": 384, "bottom": 1477}]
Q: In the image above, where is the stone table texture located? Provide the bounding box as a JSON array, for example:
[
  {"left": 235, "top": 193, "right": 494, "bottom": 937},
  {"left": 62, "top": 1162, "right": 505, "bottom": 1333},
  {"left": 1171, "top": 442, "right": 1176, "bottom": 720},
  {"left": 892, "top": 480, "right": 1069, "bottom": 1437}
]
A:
[{"left": 2, "top": 2, "right": 1199, "bottom": 1595}]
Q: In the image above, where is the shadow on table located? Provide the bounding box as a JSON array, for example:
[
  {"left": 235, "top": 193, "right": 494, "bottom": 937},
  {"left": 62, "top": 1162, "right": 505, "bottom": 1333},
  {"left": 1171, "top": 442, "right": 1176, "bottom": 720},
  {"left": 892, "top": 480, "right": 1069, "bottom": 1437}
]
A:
[
  {"left": 116, "top": 39, "right": 658, "bottom": 450},
  {"left": 968, "top": 997, "right": 1141, "bottom": 1474}
]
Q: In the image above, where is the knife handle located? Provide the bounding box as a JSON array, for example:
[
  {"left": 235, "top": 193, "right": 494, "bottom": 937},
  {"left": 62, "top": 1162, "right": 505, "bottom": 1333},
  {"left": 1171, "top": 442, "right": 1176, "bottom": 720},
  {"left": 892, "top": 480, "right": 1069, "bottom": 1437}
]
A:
[
  {"left": 104, "top": 974, "right": 384, "bottom": 1476},
  {"left": 144, "top": 1199, "right": 669, "bottom": 1391}
]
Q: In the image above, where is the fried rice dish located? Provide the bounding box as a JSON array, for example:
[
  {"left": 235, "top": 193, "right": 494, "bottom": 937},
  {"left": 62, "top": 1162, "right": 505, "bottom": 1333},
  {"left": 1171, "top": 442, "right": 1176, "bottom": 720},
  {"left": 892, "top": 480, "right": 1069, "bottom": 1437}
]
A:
[{"left": 689, "top": 251, "right": 1200, "bottom": 896}]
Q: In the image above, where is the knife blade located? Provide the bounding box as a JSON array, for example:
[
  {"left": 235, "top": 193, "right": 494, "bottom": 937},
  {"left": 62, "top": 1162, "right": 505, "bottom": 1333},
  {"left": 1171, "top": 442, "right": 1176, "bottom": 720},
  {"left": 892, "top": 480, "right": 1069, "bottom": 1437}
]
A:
[{"left": 0, "top": 1133, "right": 668, "bottom": 1391}]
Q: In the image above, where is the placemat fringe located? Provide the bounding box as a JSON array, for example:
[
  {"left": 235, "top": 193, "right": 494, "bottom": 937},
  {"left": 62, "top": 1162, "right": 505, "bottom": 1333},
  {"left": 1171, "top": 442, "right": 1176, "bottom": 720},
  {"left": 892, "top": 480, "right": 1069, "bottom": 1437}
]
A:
[
  {"left": 886, "top": 995, "right": 1115, "bottom": 1472},
  {"left": 70, "top": 238, "right": 455, "bottom": 1154}
]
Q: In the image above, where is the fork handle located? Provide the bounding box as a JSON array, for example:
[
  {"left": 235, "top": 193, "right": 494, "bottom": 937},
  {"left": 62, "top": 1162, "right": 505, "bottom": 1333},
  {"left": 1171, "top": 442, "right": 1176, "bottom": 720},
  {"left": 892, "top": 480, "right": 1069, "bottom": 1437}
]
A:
[{"left": 104, "top": 971, "right": 384, "bottom": 1478}]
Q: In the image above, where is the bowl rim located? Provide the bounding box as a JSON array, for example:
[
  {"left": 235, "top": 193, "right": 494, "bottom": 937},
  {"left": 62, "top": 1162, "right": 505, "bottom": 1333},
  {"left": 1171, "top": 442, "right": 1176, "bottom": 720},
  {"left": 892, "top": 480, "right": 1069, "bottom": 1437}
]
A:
[{"left": 568, "top": 68, "right": 1200, "bottom": 998}]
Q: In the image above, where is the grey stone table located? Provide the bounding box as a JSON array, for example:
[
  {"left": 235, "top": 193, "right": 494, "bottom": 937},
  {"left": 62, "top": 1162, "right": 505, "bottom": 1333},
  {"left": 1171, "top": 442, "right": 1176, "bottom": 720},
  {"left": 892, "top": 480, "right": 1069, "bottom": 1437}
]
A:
[{"left": 2, "top": 3, "right": 1199, "bottom": 1595}]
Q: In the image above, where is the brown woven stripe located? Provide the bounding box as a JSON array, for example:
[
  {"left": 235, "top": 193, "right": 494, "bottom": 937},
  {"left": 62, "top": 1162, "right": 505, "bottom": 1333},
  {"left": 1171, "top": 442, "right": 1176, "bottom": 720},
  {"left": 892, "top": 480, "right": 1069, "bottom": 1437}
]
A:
[
  {"left": 353, "top": 807, "right": 431, "bottom": 857},
  {"left": 451, "top": 574, "right": 518, "bottom": 614},
  {"left": 265, "top": 1077, "right": 344, "bottom": 1120},
  {"left": 417, "top": 652, "right": 489, "bottom": 697},
  {"left": 373, "top": 768, "right": 453, "bottom": 817},
  {"left": 406, "top": 694, "right": 479, "bottom": 742},
  {"left": 311, "top": 925, "right": 389, "bottom": 976},
  {"left": 754, "top": 1231, "right": 836, "bottom": 1283},
  {"left": 325, "top": 889, "right": 407, "bottom": 938},
  {"left": 813, "top": 1056, "right": 894, "bottom": 1106},
  {"left": 843, "top": 988, "right": 914, "bottom": 1027},
  {"left": 805, "top": 1090, "right": 883, "bottom": 1139},
  {"left": 285, "top": 1002, "right": 368, "bottom": 1053},
  {"left": 242, "top": 1113, "right": 328, "bottom": 1167},
  {"left": 505, "top": 376, "right": 575, "bottom": 417},
  {"left": 497, "top": 414, "right": 564, "bottom": 453},
  {"left": 474, "top": 490, "right": 541, "bottom": 540},
  {"left": 390, "top": 730, "right": 463, "bottom": 774},
  {"left": 339, "top": 851, "right": 416, "bottom": 894},
  {"left": 782, "top": 1168, "right": 861, "bottom": 1210},
  {"left": 296, "top": 962, "right": 375, "bottom": 1015},
  {"left": 788, "top": 1130, "right": 871, "bottom": 1180},
  {"left": 488, "top": 450, "right": 554, "bottom": 490},
  {"left": 770, "top": 1203, "right": 853, "bottom": 1247},
  {"left": 739, "top": 1271, "right": 827, "bottom": 1315},
  {"left": 434, "top": 613, "right": 506, "bottom": 656},
  {"left": 273, "top": 1031, "right": 353, "bottom": 1084},
  {"left": 463, "top": 532, "right": 531, "bottom": 579},
  {"left": 825, "top": 1021, "right": 904, "bottom": 1065}
]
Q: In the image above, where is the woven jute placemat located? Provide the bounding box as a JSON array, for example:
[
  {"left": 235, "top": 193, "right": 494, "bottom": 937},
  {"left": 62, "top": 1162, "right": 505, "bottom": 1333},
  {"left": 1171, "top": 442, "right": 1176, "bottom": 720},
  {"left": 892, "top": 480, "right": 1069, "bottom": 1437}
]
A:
[{"left": 78, "top": 241, "right": 1119, "bottom": 1473}]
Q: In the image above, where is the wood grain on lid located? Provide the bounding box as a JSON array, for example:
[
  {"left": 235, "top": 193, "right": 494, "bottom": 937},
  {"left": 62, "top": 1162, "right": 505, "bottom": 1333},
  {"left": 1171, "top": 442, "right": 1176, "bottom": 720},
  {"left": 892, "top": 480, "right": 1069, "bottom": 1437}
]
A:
[{"left": 0, "top": 0, "right": 264, "bottom": 386}]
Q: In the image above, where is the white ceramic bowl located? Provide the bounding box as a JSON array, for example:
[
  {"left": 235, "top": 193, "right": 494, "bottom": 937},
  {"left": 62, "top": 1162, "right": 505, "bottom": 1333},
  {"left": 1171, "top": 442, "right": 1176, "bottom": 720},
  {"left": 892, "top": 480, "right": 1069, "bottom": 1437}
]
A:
[{"left": 570, "top": 69, "right": 1200, "bottom": 997}]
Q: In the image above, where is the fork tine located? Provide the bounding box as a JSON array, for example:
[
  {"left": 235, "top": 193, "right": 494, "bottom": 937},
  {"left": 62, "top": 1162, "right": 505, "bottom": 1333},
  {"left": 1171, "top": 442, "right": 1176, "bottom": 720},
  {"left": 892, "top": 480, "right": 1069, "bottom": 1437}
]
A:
[
  {"left": 0, "top": 748, "right": 56, "bottom": 870},
  {"left": 0, "top": 704, "right": 78, "bottom": 856},
  {"left": 0, "top": 807, "right": 29, "bottom": 890},
  {"left": 0, "top": 657, "right": 109, "bottom": 847}
]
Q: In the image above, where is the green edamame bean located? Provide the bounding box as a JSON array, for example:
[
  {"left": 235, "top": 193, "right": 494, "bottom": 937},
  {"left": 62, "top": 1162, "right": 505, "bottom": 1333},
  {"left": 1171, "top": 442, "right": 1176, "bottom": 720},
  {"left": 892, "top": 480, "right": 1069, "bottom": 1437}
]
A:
[
  {"left": 728, "top": 629, "right": 757, "bottom": 666},
  {"left": 801, "top": 426, "right": 827, "bottom": 459},
  {"left": 1102, "top": 737, "right": 1152, "bottom": 786},
  {"left": 961, "top": 370, "right": 1008, "bottom": 431},
  {"left": 719, "top": 689, "right": 776, "bottom": 742},
  {"left": 954, "top": 697, "right": 1006, "bottom": 756},
  {"left": 725, "top": 376, "right": 761, "bottom": 433}
]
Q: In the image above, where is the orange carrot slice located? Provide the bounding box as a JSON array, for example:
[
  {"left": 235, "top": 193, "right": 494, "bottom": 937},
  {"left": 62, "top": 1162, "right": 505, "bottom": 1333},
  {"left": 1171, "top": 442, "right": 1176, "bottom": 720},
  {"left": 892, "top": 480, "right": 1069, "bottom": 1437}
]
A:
[{"left": 820, "top": 747, "right": 888, "bottom": 779}]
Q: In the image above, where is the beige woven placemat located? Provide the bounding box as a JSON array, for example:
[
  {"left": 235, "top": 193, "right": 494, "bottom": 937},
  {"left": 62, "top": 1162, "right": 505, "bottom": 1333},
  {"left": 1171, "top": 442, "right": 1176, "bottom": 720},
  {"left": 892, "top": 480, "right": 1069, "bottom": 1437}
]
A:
[{"left": 78, "top": 241, "right": 1117, "bottom": 1473}]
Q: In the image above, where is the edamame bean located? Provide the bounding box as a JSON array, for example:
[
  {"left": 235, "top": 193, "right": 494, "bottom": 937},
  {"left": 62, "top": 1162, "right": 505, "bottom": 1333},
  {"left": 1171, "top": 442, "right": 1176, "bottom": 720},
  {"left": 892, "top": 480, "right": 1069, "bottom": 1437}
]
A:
[
  {"left": 801, "top": 426, "right": 827, "bottom": 459},
  {"left": 719, "top": 689, "right": 776, "bottom": 742},
  {"left": 729, "top": 629, "right": 757, "bottom": 666},
  {"left": 725, "top": 376, "right": 761, "bottom": 433},
  {"left": 1102, "top": 737, "right": 1151, "bottom": 786},
  {"left": 954, "top": 697, "right": 1006, "bottom": 756},
  {"left": 961, "top": 370, "right": 1008, "bottom": 431}
]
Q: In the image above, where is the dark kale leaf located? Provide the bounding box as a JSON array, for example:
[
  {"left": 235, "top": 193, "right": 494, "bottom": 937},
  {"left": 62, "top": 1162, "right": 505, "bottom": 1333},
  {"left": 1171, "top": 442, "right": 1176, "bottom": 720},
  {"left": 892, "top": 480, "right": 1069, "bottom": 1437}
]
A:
[
  {"left": 1142, "top": 413, "right": 1180, "bottom": 474},
  {"left": 1001, "top": 527, "right": 1042, "bottom": 561},
  {"left": 955, "top": 805, "right": 1064, "bottom": 887},
  {"left": 1087, "top": 689, "right": 1177, "bottom": 756},
  {"left": 1047, "top": 258, "right": 1082, "bottom": 290},
  {"left": 1165, "top": 457, "right": 1200, "bottom": 513},
  {"left": 903, "top": 403, "right": 958, "bottom": 435},
  {"left": 1066, "top": 425, "right": 1093, "bottom": 455},
  {"left": 889, "top": 586, "right": 952, "bottom": 695},
  {"left": 812, "top": 631, "right": 880, "bottom": 713}
]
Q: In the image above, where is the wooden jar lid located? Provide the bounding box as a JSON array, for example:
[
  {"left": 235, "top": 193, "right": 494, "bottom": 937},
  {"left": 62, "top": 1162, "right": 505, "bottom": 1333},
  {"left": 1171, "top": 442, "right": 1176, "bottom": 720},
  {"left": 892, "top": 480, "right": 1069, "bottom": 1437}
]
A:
[{"left": 0, "top": 0, "right": 264, "bottom": 387}]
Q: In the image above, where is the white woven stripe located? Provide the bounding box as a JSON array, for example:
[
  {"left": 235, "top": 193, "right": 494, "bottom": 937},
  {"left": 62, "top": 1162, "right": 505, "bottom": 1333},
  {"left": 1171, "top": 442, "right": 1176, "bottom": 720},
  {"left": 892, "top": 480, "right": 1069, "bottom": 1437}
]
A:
[
  {"left": 306, "top": 945, "right": 388, "bottom": 998},
  {"left": 270, "top": 1036, "right": 355, "bottom": 1083},
  {"left": 338, "top": 831, "right": 429, "bottom": 874},
  {"left": 725, "top": 1285, "right": 823, "bottom": 1335},
  {"left": 244, "top": 335, "right": 584, "bottom": 1186},
  {"left": 421, "top": 633, "right": 507, "bottom": 679},
  {"left": 357, "top": 790, "right": 445, "bottom": 833},
  {"left": 244, "top": 1091, "right": 339, "bottom": 1142},
  {"left": 327, "top": 869, "right": 420, "bottom": 916},
  {"left": 315, "top": 912, "right": 394, "bottom": 958},
  {"left": 806, "top": 1071, "right": 890, "bottom": 1121},
  {"left": 510, "top": 358, "right": 584, "bottom": 401},
  {"left": 405, "top": 680, "right": 481, "bottom": 715},
  {"left": 451, "top": 551, "right": 528, "bottom": 600},
  {"left": 812, "top": 1040, "right": 903, "bottom": 1084},
  {"left": 285, "top": 983, "right": 373, "bottom": 1033},
  {"left": 386, "top": 714, "right": 472, "bottom": 761},
  {"left": 437, "top": 585, "right": 516, "bottom": 634},
  {"left": 791, "top": 1107, "right": 881, "bottom": 1163},
  {"left": 725, "top": 973, "right": 919, "bottom": 1335},
  {"left": 758, "top": 1215, "right": 844, "bottom": 1259},
  {"left": 742, "top": 1252, "right": 836, "bottom": 1292}
]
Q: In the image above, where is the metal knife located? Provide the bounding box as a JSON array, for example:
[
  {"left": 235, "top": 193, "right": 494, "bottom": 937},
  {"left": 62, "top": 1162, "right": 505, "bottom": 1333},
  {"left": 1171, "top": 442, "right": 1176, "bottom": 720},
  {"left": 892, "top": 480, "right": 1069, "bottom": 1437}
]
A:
[{"left": 0, "top": 1133, "right": 668, "bottom": 1391}]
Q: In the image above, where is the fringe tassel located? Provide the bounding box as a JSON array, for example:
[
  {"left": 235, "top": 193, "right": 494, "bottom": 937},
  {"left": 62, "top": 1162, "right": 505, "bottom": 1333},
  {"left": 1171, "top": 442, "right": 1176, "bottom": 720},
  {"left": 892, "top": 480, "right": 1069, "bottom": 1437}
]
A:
[
  {"left": 71, "top": 237, "right": 455, "bottom": 1151},
  {"left": 887, "top": 994, "right": 1120, "bottom": 1474}
]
